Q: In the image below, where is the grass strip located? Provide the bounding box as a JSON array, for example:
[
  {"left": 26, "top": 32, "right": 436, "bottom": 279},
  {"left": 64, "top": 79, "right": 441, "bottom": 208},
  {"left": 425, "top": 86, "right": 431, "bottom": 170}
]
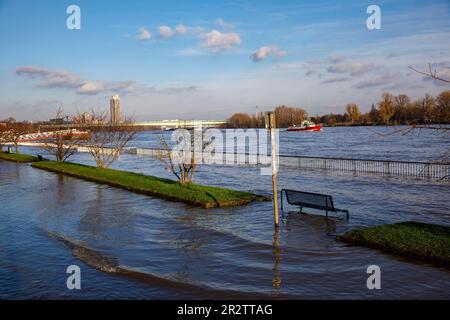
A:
[
  {"left": 32, "top": 160, "right": 270, "bottom": 208},
  {"left": 337, "top": 221, "right": 450, "bottom": 267},
  {"left": 0, "top": 151, "right": 39, "bottom": 163}
]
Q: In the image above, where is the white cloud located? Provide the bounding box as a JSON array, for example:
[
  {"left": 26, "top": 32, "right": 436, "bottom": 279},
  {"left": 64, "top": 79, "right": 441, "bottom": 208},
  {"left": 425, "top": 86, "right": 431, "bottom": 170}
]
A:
[
  {"left": 157, "top": 86, "right": 198, "bottom": 95},
  {"left": 137, "top": 27, "right": 151, "bottom": 41},
  {"left": 16, "top": 66, "right": 81, "bottom": 88},
  {"left": 306, "top": 59, "right": 322, "bottom": 65},
  {"left": 354, "top": 72, "right": 400, "bottom": 89},
  {"left": 77, "top": 81, "right": 105, "bottom": 95},
  {"left": 328, "top": 56, "right": 345, "bottom": 63},
  {"left": 215, "top": 18, "right": 234, "bottom": 29},
  {"left": 159, "top": 25, "right": 174, "bottom": 38},
  {"left": 321, "top": 77, "right": 350, "bottom": 84},
  {"left": 386, "top": 53, "right": 397, "bottom": 59},
  {"left": 327, "top": 62, "right": 377, "bottom": 76},
  {"left": 175, "top": 24, "right": 188, "bottom": 34},
  {"left": 16, "top": 66, "right": 198, "bottom": 97},
  {"left": 177, "top": 48, "right": 207, "bottom": 56},
  {"left": 251, "top": 46, "right": 287, "bottom": 62},
  {"left": 159, "top": 24, "right": 188, "bottom": 38},
  {"left": 201, "top": 30, "right": 241, "bottom": 52},
  {"left": 107, "top": 81, "right": 140, "bottom": 95}
]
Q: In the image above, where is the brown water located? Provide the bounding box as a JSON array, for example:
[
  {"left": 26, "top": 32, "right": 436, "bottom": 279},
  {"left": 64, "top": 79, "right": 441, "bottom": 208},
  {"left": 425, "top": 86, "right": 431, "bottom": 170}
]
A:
[{"left": 1, "top": 128, "right": 450, "bottom": 299}]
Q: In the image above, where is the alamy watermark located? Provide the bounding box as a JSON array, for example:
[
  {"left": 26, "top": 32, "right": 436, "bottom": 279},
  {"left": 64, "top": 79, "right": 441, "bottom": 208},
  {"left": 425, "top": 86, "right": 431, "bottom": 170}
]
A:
[
  {"left": 66, "top": 5, "right": 81, "bottom": 30},
  {"left": 165, "top": 123, "right": 279, "bottom": 176},
  {"left": 66, "top": 265, "right": 81, "bottom": 290},
  {"left": 366, "top": 5, "right": 381, "bottom": 30},
  {"left": 366, "top": 265, "right": 381, "bottom": 290}
]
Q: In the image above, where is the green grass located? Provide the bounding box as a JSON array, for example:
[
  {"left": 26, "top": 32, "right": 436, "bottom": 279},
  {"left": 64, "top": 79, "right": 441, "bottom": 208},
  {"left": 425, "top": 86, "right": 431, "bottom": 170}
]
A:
[
  {"left": 32, "top": 160, "right": 269, "bottom": 208},
  {"left": 338, "top": 221, "right": 450, "bottom": 267},
  {"left": 0, "top": 151, "right": 39, "bottom": 163}
]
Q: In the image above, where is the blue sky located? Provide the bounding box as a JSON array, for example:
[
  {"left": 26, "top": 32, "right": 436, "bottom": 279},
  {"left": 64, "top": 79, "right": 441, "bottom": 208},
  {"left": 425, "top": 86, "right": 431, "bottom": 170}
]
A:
[{"left": 0, "top": 0, "right": 449, "bottom": 121}]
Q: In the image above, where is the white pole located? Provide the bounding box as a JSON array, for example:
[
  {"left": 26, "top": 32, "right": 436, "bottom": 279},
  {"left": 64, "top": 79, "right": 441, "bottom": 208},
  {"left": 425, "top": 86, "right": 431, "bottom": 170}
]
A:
[{"left": 268, "top": 112, "right": 279, "bottom": 228}]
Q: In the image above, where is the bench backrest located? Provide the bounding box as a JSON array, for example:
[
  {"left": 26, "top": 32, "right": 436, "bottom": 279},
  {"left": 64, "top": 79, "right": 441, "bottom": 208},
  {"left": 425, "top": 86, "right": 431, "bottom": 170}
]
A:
[{"left": 283, "top": 189, "right": 335, "bottom": 211}]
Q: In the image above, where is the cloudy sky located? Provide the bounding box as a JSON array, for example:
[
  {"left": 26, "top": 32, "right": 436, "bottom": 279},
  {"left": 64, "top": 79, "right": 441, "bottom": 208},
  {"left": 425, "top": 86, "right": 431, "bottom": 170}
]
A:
[{"left": 0, "top": 0, "right": 449, "bottom": 121}]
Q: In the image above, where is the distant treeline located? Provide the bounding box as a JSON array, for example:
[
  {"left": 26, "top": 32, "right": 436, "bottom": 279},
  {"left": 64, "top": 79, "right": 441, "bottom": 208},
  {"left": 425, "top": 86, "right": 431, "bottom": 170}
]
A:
[
  {"left": 227, "top": 90, "right": 450, "bottom": 128},
  {"left": 228, "top": 105, "right": 308, "bottom": 128}
]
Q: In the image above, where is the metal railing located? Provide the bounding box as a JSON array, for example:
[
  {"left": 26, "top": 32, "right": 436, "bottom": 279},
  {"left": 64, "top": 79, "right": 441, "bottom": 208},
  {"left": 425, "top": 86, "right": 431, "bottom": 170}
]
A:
[
  {"left": 283, "top": 155, "right": 449, "bottom": 180},
  {"left": 131, "top": 147, "right": 449, "bottom": 180},
  {"left": 15, "top": 143, "right": 449, "bottom": 180}
]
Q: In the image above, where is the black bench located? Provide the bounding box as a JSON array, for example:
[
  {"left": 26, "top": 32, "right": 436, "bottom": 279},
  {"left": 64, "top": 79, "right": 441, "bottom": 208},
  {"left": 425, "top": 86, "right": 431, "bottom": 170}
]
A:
[{"left": 281, "top": 189, "right": 349, "bottom": 220}]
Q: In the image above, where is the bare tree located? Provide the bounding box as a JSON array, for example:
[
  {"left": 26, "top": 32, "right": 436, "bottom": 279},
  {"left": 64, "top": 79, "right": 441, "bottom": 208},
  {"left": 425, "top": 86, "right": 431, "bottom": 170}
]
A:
[
  {"left": 409, "top": 63, "right": 450, "bottom": 83},
  {"left": 155, "top": 129, "right": 198, "bottom": 184},
  {"left": 393, "top": 94, "right": 411, "bottom": 124},
  {"left": 345, "top": 103, "right": 360, "bottom": 124},
  {"left": 434, "top": 90, "right": 450, "bottom": 124},
  {"left": 39, "top": 108, "right": 86, "bottom": 162},
  {"left": 274, "top": 105, "right": 308, "bottom": 127},
  {"left": 418, "top": 94, "right": 435, "bottom": 124},
  {"left": 407, "top": 64, "right": 450, "bottom": 131},
  {"left": 382, "top": 66, "right": 450, "bottom": 165},
  {"left": 0, "top": 124, "right": 11, "bottom": 151},
  {"left": 9, "top": 122, "right": 34, "bottom": 153},
  {"left": 378, "top": 93, "right": 396, "bottom": 124},
  {"left": 79, "top": 110, "right": 137, "bottom": 169},
  {"left": 368, "top": 104, "right": 380, "bottom": 123}
]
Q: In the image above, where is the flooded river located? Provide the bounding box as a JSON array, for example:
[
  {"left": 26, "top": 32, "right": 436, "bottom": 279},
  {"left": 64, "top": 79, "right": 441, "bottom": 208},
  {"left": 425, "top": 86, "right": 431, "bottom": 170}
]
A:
[{"left": 1, "top": 127, "right": 449, "bottom": 299}]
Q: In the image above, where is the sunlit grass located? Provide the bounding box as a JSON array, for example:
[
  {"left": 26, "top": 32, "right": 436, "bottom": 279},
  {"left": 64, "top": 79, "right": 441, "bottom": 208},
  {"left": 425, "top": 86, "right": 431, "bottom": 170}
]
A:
[
  {"left": 32, "top": 160, "right": 269, "bottom": 208},
  {"left": 0, "top": 151, "right": 39, "bottom": 163},
  {"left": 339, "top": 221, "right": 450, "bottom": 266}
]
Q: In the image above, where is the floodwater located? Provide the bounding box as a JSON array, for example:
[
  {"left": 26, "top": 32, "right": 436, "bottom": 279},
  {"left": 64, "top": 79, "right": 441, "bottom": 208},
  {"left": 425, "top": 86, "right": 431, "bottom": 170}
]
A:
[
  {"left": 130, "top": 126, "right": 450, "bottom": 162},
  {"left": 1, "top": 127, "right": 449, "bottom": 299}
]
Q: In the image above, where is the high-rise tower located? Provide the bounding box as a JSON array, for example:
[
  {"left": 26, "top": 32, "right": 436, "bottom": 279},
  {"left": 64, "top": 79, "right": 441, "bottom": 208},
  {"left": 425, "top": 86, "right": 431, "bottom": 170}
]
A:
[{"left": 110, "top": 95, "right": 121, "bottom": 124}]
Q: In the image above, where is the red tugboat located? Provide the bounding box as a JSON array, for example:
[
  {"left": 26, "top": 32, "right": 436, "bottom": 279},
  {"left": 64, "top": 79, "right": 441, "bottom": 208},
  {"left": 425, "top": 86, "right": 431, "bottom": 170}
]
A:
[{"left": 287, "top": 120, "right": 323, "bottom": 132}]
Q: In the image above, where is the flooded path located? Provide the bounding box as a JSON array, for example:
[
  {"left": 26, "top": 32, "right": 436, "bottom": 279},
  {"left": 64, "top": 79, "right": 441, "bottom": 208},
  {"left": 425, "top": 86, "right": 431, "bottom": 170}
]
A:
[{"left": 1, "top": 152, "right": 449, "bottom": 299}]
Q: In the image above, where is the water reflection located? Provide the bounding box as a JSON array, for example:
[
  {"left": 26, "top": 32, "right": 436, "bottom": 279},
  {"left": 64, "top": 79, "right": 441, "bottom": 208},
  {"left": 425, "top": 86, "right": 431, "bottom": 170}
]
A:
[
  {"left": 272, "top": 228, "right": 281, "bottom": 293},
  {"left": 2, "top": 149, "right": 450, "bottom": 299},
  {"left": 79, "top": 185, "right": 106, "bottom": 240}
]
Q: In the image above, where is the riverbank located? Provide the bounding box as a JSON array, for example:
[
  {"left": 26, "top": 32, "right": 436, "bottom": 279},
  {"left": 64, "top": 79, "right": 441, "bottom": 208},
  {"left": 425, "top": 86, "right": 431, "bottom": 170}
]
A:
[
  {"left": 337, "top": 221, "right": 450, "bottom": 267},
  {"left": 0, "top": 151, "right": 39, "bottom": 163},
  {"left": 32, "top": 160, "right": 269, "bottom": 208}
]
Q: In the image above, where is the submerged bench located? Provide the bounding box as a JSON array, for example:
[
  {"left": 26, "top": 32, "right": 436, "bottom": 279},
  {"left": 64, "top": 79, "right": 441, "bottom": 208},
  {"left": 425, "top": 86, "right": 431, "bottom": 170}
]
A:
[{"left": 281, "top": 189, "right": 349, "bottom": 220}]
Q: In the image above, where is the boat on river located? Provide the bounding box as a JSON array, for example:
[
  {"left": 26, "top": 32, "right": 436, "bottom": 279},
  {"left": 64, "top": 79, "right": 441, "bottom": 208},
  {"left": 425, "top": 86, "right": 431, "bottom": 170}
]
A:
[{"left": 287, "top": 120, "right": 323, "bottom": 132}]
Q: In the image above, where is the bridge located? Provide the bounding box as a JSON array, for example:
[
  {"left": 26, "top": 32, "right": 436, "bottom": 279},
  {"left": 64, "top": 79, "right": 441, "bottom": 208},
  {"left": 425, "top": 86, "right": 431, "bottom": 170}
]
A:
[
  {"left": 132, "top": 119, "right": 227, "bottom": 128},
  {"left": 38, "top": 119, "right": 228, "bottom": 129}
]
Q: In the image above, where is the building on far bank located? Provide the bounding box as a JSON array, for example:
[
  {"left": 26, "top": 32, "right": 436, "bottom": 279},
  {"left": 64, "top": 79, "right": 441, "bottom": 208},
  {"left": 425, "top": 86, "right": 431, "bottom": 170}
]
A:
[
  {"left": 81, "top": 112, "right": 92, "bottom": 123},
  {"left": 110, "top": 95, "right": 121, "bottom": 124},
  {"left": 49, "top": 117, "right": 65, "bottom": 125}
]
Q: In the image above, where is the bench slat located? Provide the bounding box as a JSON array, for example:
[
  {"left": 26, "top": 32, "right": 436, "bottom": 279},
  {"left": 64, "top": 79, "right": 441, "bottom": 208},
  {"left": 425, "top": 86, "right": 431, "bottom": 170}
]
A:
[
  {"left": 281, "top": 189, "right": 349, "bottom": 220},
  {"left": 284, "top": 189, "right": 334, "bottom": 211}
]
